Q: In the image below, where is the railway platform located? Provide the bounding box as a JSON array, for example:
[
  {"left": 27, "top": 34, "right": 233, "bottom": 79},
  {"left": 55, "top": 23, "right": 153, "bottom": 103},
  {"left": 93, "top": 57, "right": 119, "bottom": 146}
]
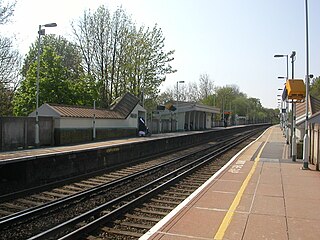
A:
[
  {"left": 141, "top": 125, "right": 320, "bottom": 240},
  {"left": 0, "top": 130, "right": 211, "bottom": 162},
  {"left": 3, "top": 125, "right": 267, "bottom": 195}
]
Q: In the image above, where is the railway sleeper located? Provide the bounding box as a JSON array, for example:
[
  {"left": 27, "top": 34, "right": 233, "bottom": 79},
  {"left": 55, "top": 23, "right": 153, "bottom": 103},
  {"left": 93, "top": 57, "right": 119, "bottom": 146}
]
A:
[
  {"left": 107, "top": 172, "right": 128, "bottom": 178},
  {"left": 1, "top": 202, "right": 27, "bottom": 211},
  {"left": 151, "top": 198, "right": 181, "bottom": 205},
  {"left": 142, "top": 203, "right": 174, "bottom": 211},
  {"left": 184, "top": 178, "right": 204, "bottom": 184},
  {"left": 31, "top": 194, "right": 57, "bottom": 202},
  {"left": 191, "top": 175, "right": 211, "bottom": 180},
  {"left": 52, "top": 188, "right": 77, "bottom": 195},
  {"left": 124, "top": 213, "right": 161, "bottom": 222},
  {"left": 42, "top": 191, "right": 68, "bottom": 198},
  {"left": 87, "top": 178, "right": 109, "bottom": 184},
  {"left": 101, "top": 227, "right": 143, "bottom": 238},
  {"left": 134, "top": 208, "right": 168, "bottom": 216},
  {"left": 63, "top": 185, "right": 84, "bottom": 191},
  {"left": 73, "top": 182, "right": 95, "bottom": 188},
  {"left": 157, "top": 195, "right": 186, "bottom": 201},
  {"left": 0, "top": 209, "right": 13, "bottom": 215},
  {"left": 163, "top": 191, "right": 190, "bottom": 197},
  {"left": 96, "top": 176, "right": 114, "bottom": 181},
  {"left": 118, "top": 169, "right": 137, "bottom": 174},
  {"left": 118, "top": 221, "right": 154, "bottom": 229},
  {"left": 16, "top": 198, "right": 42, "bottom": 206},
  {"left": 81, "top": 180, "right": 102, "bottom": 186},
  {"left": 175, "top": 183, "right": 198, "bottom": 189},
  {"left": 168, "top": 188, "right": 194, "bottom": 195}
]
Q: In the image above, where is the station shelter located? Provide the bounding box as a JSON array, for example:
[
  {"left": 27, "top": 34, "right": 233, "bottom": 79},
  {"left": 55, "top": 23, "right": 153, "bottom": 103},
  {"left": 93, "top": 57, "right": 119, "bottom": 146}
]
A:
[
  {"left": 150, "top": 101, "right": 220, "bottom": 133},
  {"left": 295, "top": 95, "right": 320, "bottom": 170},
  {"left": 29, "top": 92, "right": 146, "bottom": 145}
]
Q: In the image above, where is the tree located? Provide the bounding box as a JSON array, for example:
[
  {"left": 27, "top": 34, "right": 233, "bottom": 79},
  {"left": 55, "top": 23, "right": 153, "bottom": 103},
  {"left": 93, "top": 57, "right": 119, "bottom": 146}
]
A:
[
  {"left": 0, "top": 0, "right": 15, "bottom": 25},
  {"left": 14, "top": 43, "right": 94, "bottom": 116},
  {"left": 0, "top": 1, "right": 21, "bottom": 116},
  {"left": 310, "top": 76, "right": 320, "bottom": 99},
  {"left": 157, "top": 90, "right": 175, "bottom": 105},
  {"left": 199, "top": 73, "right": 214, "bottom": 99},
  {"left": 21, "top": 35, "right": 83, "bottom": 81},
  {"left": 72, "top": 5, "right": 176, "bottom": 107},
  {"left": 14, "top": 34, "right": 95, "bottom": 116},
  {"left": 14, "top": 46, "right": 70, "bottom": 115}
]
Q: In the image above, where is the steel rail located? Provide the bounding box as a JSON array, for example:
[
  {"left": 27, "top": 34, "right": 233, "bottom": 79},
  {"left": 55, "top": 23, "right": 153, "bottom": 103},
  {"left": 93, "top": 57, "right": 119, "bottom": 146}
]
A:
[
  {"left": 30, "top": 128, "right": 261, "bottom": 240},
  {"left": 0, "top": 130, "right": 240, "bottom": 229}
]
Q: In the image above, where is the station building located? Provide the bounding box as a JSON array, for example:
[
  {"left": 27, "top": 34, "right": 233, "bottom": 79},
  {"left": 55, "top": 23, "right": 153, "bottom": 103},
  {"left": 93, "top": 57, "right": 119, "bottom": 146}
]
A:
[
  {"left": 150, "top": 101, "right": 220, "bottom": 133},
  {"left": 29, "top": 92, "right": 146, "bottom": 145}
]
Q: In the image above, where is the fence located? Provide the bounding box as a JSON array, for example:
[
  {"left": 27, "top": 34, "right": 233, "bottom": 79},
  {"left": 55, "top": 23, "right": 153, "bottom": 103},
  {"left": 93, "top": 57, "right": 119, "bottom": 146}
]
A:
[{"left": 0, "top": 117, "right": 54, "bottom": 151}]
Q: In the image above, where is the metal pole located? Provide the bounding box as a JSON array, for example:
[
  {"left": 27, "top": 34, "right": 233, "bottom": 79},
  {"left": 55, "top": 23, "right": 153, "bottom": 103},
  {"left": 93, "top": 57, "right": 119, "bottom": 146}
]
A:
[
  {"left": 291, "top": 51, "right": 297, "bottom": 161},
  {"left": 285, "top": 55, "right": 291, "bottom": 152},
  {"left": 93, "top": 100, "right": 96, "bottom": 140},
  {"left": 284, "top": 55, "right": 289, "bottom": 146},
  {"left": 303, "top": 0, "right": 310, "bottom": 169},
  {"left": 176, "top": 81, "right": 179, "bottom": 132},
  {"left": 35, "top": 25, "right": 41, "bottom": 147},
  {"left": 176, "top": 81, "right": 184, "bottom": 131},
  {"left": 222, "top": 97, "right": 225, "bottom": 126}
]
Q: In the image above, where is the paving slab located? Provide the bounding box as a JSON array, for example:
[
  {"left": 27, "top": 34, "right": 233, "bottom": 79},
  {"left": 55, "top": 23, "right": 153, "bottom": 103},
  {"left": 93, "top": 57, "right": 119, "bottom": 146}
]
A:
[
  {"left": 142, "top": 126, "right": 320, "bottom": 240},
  {"left": 287, "top": 217, "right": 320, "bottom": 240},
  {"left": 242, "top": 214, "right": 288, "bottom": 240}
]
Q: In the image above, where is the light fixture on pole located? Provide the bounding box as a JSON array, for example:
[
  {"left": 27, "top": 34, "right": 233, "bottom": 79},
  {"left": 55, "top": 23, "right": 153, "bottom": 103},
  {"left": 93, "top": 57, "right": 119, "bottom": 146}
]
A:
[
  {"left": 274, "top": 54, "right": 289, "bottom": 80},
  {"left": 35, "top": 22, "right": 57, "bottom": 147},
  {"left": 274, "top": 54, "right": 289, "bottom": 146},
  {"left": 176, "top": 80, "right": 185, "bottom": 131},
  {"left": 303, "top": 0, "right": 310, "bottom": 169},
  {"left": 278, "top": 88, "right": 284, "bottom": 130}
]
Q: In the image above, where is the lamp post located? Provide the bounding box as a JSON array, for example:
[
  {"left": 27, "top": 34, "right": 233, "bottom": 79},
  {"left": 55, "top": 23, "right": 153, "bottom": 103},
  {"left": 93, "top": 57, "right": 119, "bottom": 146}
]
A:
[
  {"left": 277, "top": 93, "right": 282, "bottom": 127},
  {"left": 290, "top": 51, "right": 297, "bottom": 161},
  {"left": 176, "top": 80, "right": 185, "bottom": 131},
  {"left": 303, "top": 0, "right": 310, "bottom": 169},
  {"left": 278, "top": 89, "right": 284, "bottom": 130},
  {"left": 274, "top": 54, "right": 289, "bottom": 147},
  {"left": 93, "top": 100, "right": 96, "bottom": 141},
  {"left": 35, "top": 23, "right": 57, "bottom": 146}
]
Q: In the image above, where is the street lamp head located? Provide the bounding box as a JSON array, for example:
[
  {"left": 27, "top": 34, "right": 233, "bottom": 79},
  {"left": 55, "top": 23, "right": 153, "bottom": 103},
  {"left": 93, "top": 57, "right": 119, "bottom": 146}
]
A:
[
  {"left": 43, "top": 23, "right": 57, "bottom": 27},
  {"left": 274, "top": 54, "right": 287, "bottom": 58},
  {"left": 178, "top": 80, "right": 185, "bottom": 84},
  {"left": 278, "top": 76, "right": 286, "bottom": 79}
]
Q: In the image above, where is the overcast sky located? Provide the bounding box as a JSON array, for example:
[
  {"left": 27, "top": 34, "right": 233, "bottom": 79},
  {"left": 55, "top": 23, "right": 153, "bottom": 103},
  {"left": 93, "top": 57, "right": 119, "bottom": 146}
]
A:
[{"left": 2, "top": 0, "right": 320, "bottom": 108}]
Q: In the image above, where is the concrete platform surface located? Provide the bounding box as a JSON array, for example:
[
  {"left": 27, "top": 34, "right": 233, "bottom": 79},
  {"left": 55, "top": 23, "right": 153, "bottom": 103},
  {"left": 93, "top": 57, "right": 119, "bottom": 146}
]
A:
[
  {"left": 141, "top": 126, "right": 320, "bottom": 240},
  {"left": 0, "top": 130, "right": 207, "bottom": 162}
]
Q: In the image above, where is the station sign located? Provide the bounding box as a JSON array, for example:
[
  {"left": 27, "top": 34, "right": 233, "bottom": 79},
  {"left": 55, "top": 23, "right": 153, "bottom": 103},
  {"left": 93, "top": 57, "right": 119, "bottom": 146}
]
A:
[{"left": 285, "top": 79, "right": 306, "bottom": 101}]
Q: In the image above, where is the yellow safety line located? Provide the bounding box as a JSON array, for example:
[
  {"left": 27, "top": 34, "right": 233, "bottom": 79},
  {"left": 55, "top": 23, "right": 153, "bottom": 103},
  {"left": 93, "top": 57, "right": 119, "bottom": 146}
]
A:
[{"left": 214, "top": 128, "right": 273, "bottom": 240}]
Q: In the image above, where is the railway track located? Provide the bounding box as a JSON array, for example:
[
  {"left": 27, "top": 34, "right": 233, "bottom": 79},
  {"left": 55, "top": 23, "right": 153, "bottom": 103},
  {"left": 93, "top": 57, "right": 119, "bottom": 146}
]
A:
[
  {"left": 0, "top": 126, "right": 266, "bottom": 239},
  {"left": 0, "top": 129, "right": 241, "bottom": 218},
  {"left": 0, "top": 141, "right": 214, "bottom": 218},
  {"left": 64, "top": 129, "right": 259, "bottom": 240}
]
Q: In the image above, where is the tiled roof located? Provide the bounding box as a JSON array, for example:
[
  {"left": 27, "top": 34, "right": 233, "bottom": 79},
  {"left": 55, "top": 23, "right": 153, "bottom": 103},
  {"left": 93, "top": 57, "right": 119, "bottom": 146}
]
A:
[
  {"left": 296, "top": 95, "right": 320, "bottom": 118},
  {"left": 110, "top": 92, "right": 140, "bottom": 118},
  {"left": 310, "top": 95, "right": 320, "bottom": 113},
  {"left": 49, "top": 104, "right": 123, "bottom": 119},
  {"left": 48, "top": 92, "right": 140, "bottom": 119}
]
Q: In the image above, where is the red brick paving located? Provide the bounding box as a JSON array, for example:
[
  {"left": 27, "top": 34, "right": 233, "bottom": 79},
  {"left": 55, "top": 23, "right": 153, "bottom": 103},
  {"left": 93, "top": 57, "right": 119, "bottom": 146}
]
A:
[{"left": 143, "top": 126, "right": 320, "bottom": 240}]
